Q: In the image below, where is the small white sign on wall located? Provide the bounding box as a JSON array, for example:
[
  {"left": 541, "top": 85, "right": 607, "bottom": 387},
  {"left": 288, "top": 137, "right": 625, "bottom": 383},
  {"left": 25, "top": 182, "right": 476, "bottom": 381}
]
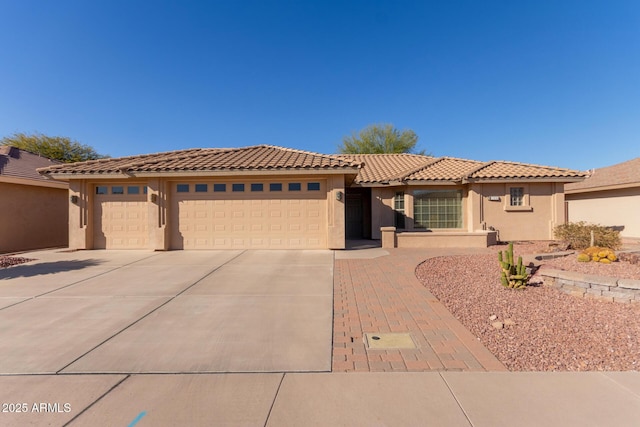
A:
[{"left": 488, "top": 196, "right": 501, "bottom": 201}]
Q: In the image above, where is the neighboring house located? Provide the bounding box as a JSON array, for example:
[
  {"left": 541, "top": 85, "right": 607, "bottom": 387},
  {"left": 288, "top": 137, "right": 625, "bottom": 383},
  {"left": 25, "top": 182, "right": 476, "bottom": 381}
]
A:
[
  {"left": 37, "top": 145, "right": 586, "bottom": 250},
  {"left": 0, "top": 146, "right": 69, "bottom": 253},
  {"left": 565, "top": 157, "right": 640, "bottom": 238}
]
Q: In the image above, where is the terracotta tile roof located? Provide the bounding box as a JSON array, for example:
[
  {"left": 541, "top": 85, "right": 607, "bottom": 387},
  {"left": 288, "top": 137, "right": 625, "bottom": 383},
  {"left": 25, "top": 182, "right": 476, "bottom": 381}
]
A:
[
  {"left": 38, "top": 144, "right": 586, "bottom": 184},
  {"left": 565, "top": 157, "right": 640, "bottom": 192},
  {"left": 334, "top": 153, "right": 432, "bottom": 183},
  {"left": 337, "top": 153, "right": 586, "bottom": 184},
  {"left": 0, "top": 146, "right": 62, "bottom": 182},
  {"left": 466, "top": 160, "right": 587, "bottom": 180},
  {"left": 39, "top": 145, "right": 361, "bottom": 176},
  {"left": 404, "top": 157, "right": 484, "bottom": 181}
]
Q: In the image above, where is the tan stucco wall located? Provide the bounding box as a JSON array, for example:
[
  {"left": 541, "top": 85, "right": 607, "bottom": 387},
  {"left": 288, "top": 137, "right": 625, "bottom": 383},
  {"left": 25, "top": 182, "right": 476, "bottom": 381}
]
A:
[
  {"left": 0, "top": 181, "right": 68, "bottom": 253},
  {"left": 327, "top": 175, "right": 346, "bottom": 249},
  {"left": 369, "top": 182, "right": 565, "bottom": 243},
  {"left": 370, "top": 185, "right": 469, "bottom": 238},
  {"left": 472, "top": 182, "right": 564, "bottom": 241},
  {"left": 566, "top": 187, "right": 640, "bottom": 238},
  {"left": 396, "top": 231, "right": 496, "bottom": 248},
  {"left": 68, "top": 180, "right": 94, "bottom": 250},
  {"left": 370, "top": 187, "right": 396, "bottom": 239},
  {"left": 147, "top": 178, "right": 170, "bottom": 250}
]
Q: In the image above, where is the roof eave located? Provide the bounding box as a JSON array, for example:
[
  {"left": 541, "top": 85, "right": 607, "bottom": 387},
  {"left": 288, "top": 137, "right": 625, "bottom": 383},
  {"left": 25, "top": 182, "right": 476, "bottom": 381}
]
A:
[
  {"left": 44, "top": 167, "right": 359, "bottom": 180},
  {"left": 405, "top": 179, "right": 460, "bottom": 186},
  {"left": 0, "top": 175, "right": 69, "bottom": 189},
  {"left": 132, "top": 168, "right": 358, "bottom": 178},
  {"left": 39, "top": 172, "right": 130, "bottom": 181},
  {"left": 565, "top": 181, "right": 640, "bottom": 194},
  {"left": 464, "top": 177, "right": 587, "bottom": 184}
]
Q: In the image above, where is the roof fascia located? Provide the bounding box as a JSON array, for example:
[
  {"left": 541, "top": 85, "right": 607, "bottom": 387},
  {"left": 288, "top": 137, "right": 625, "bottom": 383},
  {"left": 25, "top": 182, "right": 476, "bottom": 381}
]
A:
[
  {"left": 351, "top": 179, "right": 461, "bottom": 187},
  {"left": 565, "top": 182, "right": 640, "bottom": 194},
  {"left": 0, "top": 175, "right": 68, "bottom": 189},
  {"left": 114, "top": 169, "right": 357, "bottom": 178},
  {"left": 464, "top": 177, "right": 586, "bottom": 184},
  {"left": 349, "top": 182, "right": 395, "bottom": 188},
  {"left": 44, "top": 168, "right": 358, "bottom": 180},
  {"left": 40, "top": 172, "right": 128, "bottom": 181},
  {"left": 405, "top": 180, "right": 459, "bottom": 186}
]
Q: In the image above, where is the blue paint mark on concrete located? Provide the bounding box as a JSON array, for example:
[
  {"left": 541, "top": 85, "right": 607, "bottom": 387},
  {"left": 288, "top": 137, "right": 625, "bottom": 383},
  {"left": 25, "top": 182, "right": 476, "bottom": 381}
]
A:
[{"left": 127, "top": 411, "right": 147, "bottom": 427}]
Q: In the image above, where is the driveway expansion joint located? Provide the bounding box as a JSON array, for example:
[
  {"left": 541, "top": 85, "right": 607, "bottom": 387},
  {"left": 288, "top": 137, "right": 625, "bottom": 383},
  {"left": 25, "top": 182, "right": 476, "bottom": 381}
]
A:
[
  {"left": 62, "top": 374, "right": 131, "bottom": 427},
  {"left": 56, "top": 251, "right": 247, "bottom": 374}
]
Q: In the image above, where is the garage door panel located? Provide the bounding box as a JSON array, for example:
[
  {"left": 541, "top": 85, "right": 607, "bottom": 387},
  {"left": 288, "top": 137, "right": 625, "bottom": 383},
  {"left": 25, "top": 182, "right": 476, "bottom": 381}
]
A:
[
  {"left": 94, "top": 191, "right": 148, "bottom": 249},
  {"left": 171, "top": 181, "right": 327, "bottom": 249}
]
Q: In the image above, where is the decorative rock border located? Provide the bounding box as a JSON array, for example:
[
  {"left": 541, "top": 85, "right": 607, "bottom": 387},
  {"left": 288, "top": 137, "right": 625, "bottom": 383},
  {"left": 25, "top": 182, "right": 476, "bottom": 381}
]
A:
[{"left": 537, "top": 269, "right": 640, "bottom": 303}]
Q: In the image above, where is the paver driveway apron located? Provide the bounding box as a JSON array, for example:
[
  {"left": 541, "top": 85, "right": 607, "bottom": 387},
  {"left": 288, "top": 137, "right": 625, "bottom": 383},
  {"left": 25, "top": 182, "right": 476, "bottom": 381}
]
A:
[{"left": 0, "top": 249, "right": 333, "bottom": 374}]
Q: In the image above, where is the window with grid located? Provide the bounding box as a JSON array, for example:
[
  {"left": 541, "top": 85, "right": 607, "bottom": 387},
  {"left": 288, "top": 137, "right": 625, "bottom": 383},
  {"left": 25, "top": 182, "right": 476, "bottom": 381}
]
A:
[
  {"left": 394, "top": 192, "right": 405, "bottom": 228},
  {"left": 510, "top": 187, "right": 524, "bottom": 206},
  {"left": 413, "top": 190, "right": 462, "bottom": 229}
]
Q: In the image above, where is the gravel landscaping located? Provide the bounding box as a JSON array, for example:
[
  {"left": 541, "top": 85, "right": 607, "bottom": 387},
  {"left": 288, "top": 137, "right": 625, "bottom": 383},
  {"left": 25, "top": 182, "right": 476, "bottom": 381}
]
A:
[
  {"left": 0, "top": 255, "right": 34, "bottom": 269},
  {"left": 416, "top": 242, "right": 640, "bottom": 371},
  {"left": 541, "top": 252, "right": 640, "bottom": 280}
]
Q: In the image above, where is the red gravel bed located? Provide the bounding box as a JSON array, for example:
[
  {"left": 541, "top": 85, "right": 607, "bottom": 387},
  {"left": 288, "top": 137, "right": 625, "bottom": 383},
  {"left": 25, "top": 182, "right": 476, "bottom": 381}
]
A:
[
  {"left": 416, "top": 246, "right": 640, "bottom": 371},
  {"left": 0, "top": 256, "right": 34, "bottom": 268},
  {"left": 541, "top": 253, "right": 640, "bottom": 280}
]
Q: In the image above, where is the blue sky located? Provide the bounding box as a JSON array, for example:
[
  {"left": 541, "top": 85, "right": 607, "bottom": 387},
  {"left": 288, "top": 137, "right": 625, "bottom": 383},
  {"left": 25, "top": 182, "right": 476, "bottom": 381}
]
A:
[{"left": 1, "top": 1, "right": 638, "bottom": 170}]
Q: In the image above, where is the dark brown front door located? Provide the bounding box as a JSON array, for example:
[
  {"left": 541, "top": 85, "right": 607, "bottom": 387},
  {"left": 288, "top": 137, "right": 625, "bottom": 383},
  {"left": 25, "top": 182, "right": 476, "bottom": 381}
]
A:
[
  {"left": 346, "top": 192, "right": 363, "bottom": 239},
  {"left": 345, "top": 188, "right": 371, "bottom": 239}
]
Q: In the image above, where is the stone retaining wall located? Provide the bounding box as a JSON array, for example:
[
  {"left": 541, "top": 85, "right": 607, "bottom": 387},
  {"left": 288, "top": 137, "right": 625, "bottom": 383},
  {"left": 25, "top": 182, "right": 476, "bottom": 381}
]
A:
[{"left": 538, "top": 269, "right": 640, "bottom": 303}]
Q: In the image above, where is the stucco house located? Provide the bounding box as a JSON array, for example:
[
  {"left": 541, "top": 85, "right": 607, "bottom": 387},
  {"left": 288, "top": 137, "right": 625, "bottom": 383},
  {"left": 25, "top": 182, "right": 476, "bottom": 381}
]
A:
[
  {"left": 37, "top": 145, "right": 586, "bottom": 250},
  {"left": 0, "top": 146, "right": 69, "bottom": 253},
  {"left": 565, "top": 157, "right": 640, "bottom": 238}
]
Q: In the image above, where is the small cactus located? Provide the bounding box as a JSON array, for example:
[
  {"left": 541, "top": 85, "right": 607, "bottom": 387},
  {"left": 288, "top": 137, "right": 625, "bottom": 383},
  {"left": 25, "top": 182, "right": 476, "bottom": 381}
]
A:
[
  {"left": 577, "top": 253, "right": 590, "bottom": 262},
  {"left": 579, "top": 246, "right": 617, "bottom": 263},
  {"left": 498, "top": 242, "right": 528, "bottom": 289},
  {"left": 578, "top": 246, "right": 618, "bottom": 264}
]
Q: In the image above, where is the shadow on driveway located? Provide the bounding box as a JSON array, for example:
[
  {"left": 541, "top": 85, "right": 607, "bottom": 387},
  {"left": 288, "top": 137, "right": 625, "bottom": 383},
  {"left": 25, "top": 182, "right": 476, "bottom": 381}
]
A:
[{"left": 0, "top": 260, "right": 103, "bottom": 280}]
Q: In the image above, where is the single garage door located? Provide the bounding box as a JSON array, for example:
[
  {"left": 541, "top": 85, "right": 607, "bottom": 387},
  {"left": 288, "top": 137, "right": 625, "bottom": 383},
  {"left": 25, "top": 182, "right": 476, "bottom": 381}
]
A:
[
  {"left": 171, "top": 180, "right": 327, "bottom": 249},
  {"left": 93, "top": 184, "right": 149, "bottom": 249}
]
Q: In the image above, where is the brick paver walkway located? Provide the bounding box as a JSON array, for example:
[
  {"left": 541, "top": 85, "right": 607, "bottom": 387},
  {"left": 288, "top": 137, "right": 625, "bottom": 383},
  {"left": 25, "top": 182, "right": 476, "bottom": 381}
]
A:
[{"left": 332, "top": 247, "right": 507, "bottom": 372}]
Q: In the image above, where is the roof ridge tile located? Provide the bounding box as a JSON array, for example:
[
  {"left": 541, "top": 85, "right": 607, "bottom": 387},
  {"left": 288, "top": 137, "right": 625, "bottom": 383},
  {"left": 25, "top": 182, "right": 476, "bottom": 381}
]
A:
[
  {"left": 463, "top": 160, "right": 496, "bottom": 179},
  {"left": 395, "top": 157, "right": 445, "bottom": 181}
]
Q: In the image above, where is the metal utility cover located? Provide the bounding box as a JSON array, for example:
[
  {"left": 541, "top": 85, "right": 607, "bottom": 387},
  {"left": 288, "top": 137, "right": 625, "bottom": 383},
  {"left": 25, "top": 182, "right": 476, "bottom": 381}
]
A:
[{"left": 364, "top": 333, "right": 416, "bottom": 349}]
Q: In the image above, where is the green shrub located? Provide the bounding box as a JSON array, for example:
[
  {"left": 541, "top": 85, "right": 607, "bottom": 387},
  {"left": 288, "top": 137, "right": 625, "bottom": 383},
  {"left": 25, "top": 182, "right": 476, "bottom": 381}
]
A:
[{"left": 554, "top": 222, "right": 621, "bottom": 250}]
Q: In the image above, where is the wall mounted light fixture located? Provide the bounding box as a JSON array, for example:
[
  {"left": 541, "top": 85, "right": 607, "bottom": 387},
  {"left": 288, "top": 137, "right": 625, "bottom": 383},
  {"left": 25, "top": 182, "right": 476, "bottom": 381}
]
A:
[
  {"left": 150, "top": 194, "right": 158, "bottom": 203},
  {"left": 70, "top": 195, "right": 79, "bottom": 204},
  {"left": 336, "top": 191, "right": 343, "bottom": 201}
]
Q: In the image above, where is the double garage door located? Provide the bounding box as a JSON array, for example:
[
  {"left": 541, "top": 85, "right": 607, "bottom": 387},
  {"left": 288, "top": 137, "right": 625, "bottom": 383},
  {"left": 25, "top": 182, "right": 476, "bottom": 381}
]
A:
[
  {"left": 170, "top": 180, "right": 328, "bottom": 249},
  {"left": 93, "top": 180, "right": 328, "bottom": 249}
]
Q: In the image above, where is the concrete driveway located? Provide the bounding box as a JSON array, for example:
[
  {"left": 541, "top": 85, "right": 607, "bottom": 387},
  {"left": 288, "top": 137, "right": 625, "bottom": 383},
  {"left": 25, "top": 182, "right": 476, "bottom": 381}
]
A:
[{"left": 0, "top": 249, "right": 333, "bottom": 374}]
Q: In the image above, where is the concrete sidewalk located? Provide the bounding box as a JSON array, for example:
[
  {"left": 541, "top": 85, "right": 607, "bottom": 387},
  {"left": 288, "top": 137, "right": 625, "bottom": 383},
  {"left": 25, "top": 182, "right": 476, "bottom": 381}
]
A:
[{"left": 1, "top": 371, "right": 639, "bottom": 426}]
